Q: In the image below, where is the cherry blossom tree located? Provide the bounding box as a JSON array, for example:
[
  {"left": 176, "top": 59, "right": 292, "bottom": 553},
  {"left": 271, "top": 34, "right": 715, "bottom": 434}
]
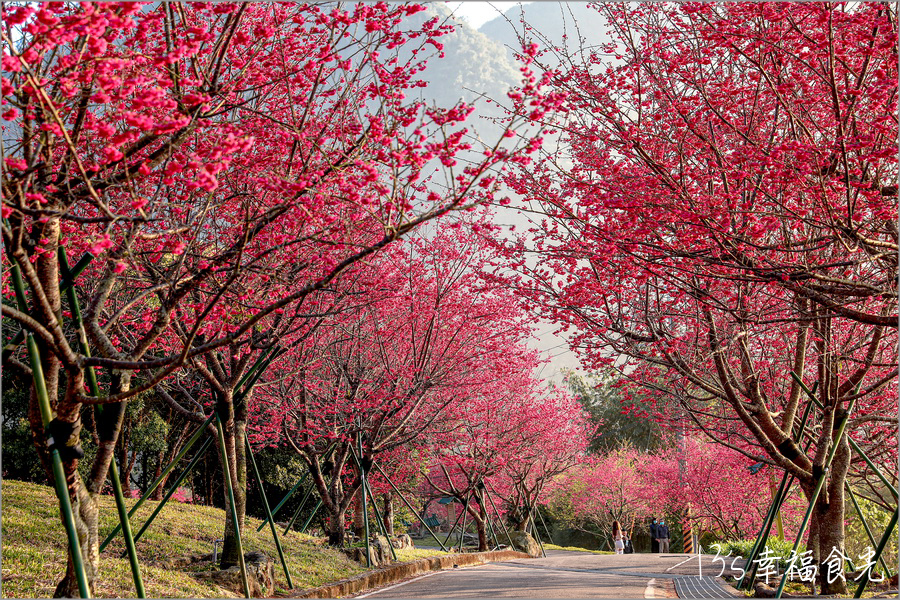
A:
[
  {"left": 426, "top": 371, "right": 588, "bottom": 551},
  {"left": 505, "top": 4, "right": 897, "bottom": 593},
  {"left": 642, "top": 437, "right": 799, "bottom": 541},
  {"left": 156, "top": 262, "right": 355, "bottom": 567},
  {"left": 1, "top": 2, "right": 552, "bottom": 592},
  {"left": 546, "top": 447, "right": 657, "bottom": 551},
  {"left": 363, "top": 443, "right": 431, "bottom": 537},
  {"left": 548, "top": 439, "right": 802, "bottom": 548},
  {"left": 492, "top": 390, "right": 589, "bottom": 533},
  {"left": 272, "top": 221, "right": 542, "bottom": 546}
]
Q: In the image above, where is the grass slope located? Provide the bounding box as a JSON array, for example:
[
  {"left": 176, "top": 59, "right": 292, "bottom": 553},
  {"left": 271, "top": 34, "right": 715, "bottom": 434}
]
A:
[
  {"left": 1, "top": 479, "right": 442, "bottom": 598},
  {"left": 407, "top": 532, "right": 613, "bottom": 555},
  {"left": 543, "top": 544, "right": 613, "bottom": 555}
]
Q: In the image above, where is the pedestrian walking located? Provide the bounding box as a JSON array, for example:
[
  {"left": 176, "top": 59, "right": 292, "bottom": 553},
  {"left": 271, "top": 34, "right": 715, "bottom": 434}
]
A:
[
  {"left": 623, "top": 517, "right": 634, "bottom": 554},
  {"left": 649, "top": 518, "right": 659, "bottom": 553},
  {"left": 612, "top": 520, "right": 625, "bottom": 554},
  {"left": 657, "top": 519, "right": 670, "bottom": 553}
]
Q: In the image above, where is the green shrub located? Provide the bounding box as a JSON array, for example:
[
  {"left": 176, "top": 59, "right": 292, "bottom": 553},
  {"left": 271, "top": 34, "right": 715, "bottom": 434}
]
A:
[
  {"left": 714, "top": 537, "right": 804, "bottom": 569},
  {"left": 845, "top": 494, "right": 898, "bottom": 564}
]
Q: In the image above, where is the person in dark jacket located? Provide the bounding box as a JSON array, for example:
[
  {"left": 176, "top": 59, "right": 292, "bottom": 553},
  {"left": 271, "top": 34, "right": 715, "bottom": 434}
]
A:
[
  {"left": 649, "top": 518, "right": 659, "bottom": 553},
  {"left": 657, "top": 519, "right": 670, "bottom": 553}
]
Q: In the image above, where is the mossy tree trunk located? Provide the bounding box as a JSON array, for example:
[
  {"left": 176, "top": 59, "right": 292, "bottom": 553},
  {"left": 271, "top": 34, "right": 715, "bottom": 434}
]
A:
[
  {"left": 219, "top": 389, "right": 248, "bottom": 569},
  {"left": 807, "top": 435, "right": 851, "bottom": 596}
]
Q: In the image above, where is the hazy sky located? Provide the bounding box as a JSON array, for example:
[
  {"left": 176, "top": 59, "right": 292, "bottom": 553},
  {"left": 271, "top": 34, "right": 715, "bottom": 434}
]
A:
[
  {"left": 448, "top": 2, "right": 531, "bottom": 28},
  {"left": 445, "top": 1, "right": 581, "bottom": 383}
]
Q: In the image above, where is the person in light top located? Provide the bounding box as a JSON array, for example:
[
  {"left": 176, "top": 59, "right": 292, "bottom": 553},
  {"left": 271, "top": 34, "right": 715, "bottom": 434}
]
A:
[{"left": 612, "top": 520, "right": 625, "bottom": 554}]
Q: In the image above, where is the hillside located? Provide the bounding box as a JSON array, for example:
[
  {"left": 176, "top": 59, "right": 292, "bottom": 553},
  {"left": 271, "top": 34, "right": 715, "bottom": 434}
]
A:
[
  {"left": 401, "top": 3, "right": 612, "bottom": 382},
  {"left": 0, "top": 480, "right": 439, "bottom": 598},
  {"left": 478, "top": 2, "right": 608, "bottom": 61}
]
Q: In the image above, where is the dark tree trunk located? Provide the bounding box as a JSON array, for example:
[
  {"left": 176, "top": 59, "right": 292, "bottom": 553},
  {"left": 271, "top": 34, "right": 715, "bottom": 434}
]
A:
[
  {"left": 219, "top": 392, "right": 247, "bottom": 569},
  {"left": 509, "top": 506, "right": 529, "bottom": 532},
  {"left": 328, "top": 510, "right": 347, "bottom": 546},
  {"left": 382, "top": 493, "right": 394, "bottom": 536},
  {"left": 54, "top": 373, "right": 128, "bottom": 598},
  {"left": 814, "top": 434, "right": 850, "bottom": 595},
  {"left": 30, "top": 215, "right": 100, "bottom": 598},
  {"left": 353, "top": 496, "right": 365, "bottom": 540},
  {"left": 475, "top": 517, "right": 488, "bottom": 552},
  {"left": 149, "top": 449, "right": 165, "bottom": 500},
  {"left": 468, "top": 503, "right": 489, "bottom": 552},
  {"left": 305, "top": 445, "right": 354, "bottom": 547}
]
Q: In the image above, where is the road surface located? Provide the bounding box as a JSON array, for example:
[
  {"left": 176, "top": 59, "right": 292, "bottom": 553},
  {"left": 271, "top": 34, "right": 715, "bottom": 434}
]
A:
[{"left": 359, "top": 550, "right": 743, "bottom": 598}]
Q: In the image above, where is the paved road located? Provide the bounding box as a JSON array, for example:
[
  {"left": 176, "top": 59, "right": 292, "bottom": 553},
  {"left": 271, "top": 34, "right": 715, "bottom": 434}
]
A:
[{"left": 360, "top": 551, "right": 744, "bottom": 598}]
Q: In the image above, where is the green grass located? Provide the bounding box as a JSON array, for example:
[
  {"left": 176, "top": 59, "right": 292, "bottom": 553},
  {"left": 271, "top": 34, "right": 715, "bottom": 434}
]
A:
[
  {"left": 412, "top": 531, "right": 496, "bottom": 551},
  {"left": 395, "top": 546, "right": 448, "bottom": 561},
  {"left": 544, "top": 543, "right": 614, "bottom": 555},
  {"left": 412, "top": 532, "right": 614, "bottom": 556},
  {"left": 1, "top": 480, "right": 442, "bottom": 598},
  {"left": 345, "top": 538, "right": 448, "bottom": 562},
  {"left": 413, "top": 532, "right": 456, "bottom": 549}
]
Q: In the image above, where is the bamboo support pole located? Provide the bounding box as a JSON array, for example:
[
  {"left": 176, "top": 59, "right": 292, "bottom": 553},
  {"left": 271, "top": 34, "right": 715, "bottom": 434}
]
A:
[
  {"left": 846, "top": 437, "right": 899, "bottom": 499},
  {"left": 477, "top": 489, "right": 501, "bottom": 550},
  {"left": 371, "top": 462, "right": 448, "bottom": 551},
  {"left": 458, "top": 494, "right": 470, "bottom": 552},
  {"left": 216, "top": 412, "right": 250, "bottom": 598},
  {"left": 284, "top": 484, "right": 315, "bottom": 535},
  {"left": 791, "top": 373, "right": 897, "bottom": 498},
  {"left": 350, "top": 447, "right": 397, "bottom": 562},
  {"left": 853, "top": 505, "right": 898, "bottom": 598},
  {"left": 442, "top": 503, "right": 467, "bottom": 550},
  {"left": 364, "top": 478, "right": 398, "bottom": 562},
  {"left": 59, "top": 248, "right": 145, "bottom": 596},
  {"left": 2, "top": 252, "right": 92, "bottom": 364},
  {"left": 775, "top": 404, "right": 854, "bottom": 598},
  {"left": 9, "top": 260, "right": 91, "bottom": 598},
  {"left": 738, "top": 397, "right": 816, "bottom": 590},
  {"left": 245, "top": 432, "right": 293, "bottom": 588},
  {"left": 357, "top": 434, "right": 372, "bottom": 567},
  {"left": 100, "top": 412, "right": 215, "bottom": 551},
  {"left": 536, "top": 505, "right": 554, "bottom": 546},
  {"left": 846, "top": 484, "right": 893, "bottom": 577},
  {"left": 266, "top": 444, "right": 336, "bottom": 534},
  {"left": 130, "top": 437, "right": 214, "bottom": 547},
  {"left": 484, "top": 483, "right": 516, "bottom": 549},
  {"left": 257, "top": 473, "right": 308, "bottom": 533},
  {"left": 234, "top": 347, "right": 285, "bottom": 405},
  {"left": 28, "top": 334, "right": 92, "bottom": 597},
  {"left": 300, "top": 499, "right": 322, "bottom": 534}
]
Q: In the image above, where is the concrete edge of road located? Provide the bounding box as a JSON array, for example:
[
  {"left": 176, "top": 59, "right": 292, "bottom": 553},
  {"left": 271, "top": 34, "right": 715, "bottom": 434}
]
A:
[
  {"left": 285, "top": 549, "right": 533, "bottom": 598},
  {"left": 645, "top": 577, "right": 679, "bottom": 598},
  {"left": 717, "top": 577, "right": 744, "bottom": 598}
]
